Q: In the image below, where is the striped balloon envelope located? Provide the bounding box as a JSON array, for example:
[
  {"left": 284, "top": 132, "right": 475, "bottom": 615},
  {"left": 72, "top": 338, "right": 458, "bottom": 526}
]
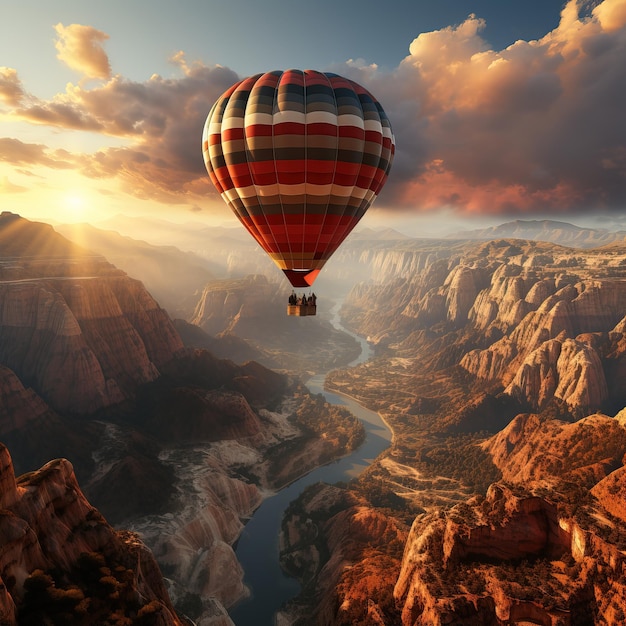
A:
[{"left": 202, "top": 69, "right": 395, "bottom": 288}]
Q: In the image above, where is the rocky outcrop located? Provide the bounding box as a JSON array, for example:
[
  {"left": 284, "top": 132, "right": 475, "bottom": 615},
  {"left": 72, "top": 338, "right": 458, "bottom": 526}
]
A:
[
  {"left": 458, "top": 277, "right": 626, "bottom": 414},
  {"left": 0, "top": 214, "right": 185, "bottom": 415},
  {"left": 394, "top": 483, "right": 626, "bottom": 626},
  {"left": 443, "top": 265, "right": 484, "bottom": 324},
  {"left": 0, "top": 365, "right": 51, "bottom": 433},
  {"left": 279, "top": 484, "right": 407, "bottom": 626},
  {"left": 462, "top": 278, "right": 626, "bottom": 380},
  {"left": 483, "top": 412, "right": 626, "bottom": 488},
  {"left": 0, "top": 443, "right": 183, "bottom": 625},
  {"left": 504, "top": 337, "right": 609, "bottom": 413}
]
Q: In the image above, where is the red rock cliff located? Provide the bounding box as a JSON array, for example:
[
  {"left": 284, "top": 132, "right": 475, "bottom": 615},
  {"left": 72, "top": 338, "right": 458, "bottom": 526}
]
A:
[
  {"left": 0, "top": 443, "right": 184, "bottom": 625},
  {"left": 0, "top": 214, "right": 184, "bottom": 415}
]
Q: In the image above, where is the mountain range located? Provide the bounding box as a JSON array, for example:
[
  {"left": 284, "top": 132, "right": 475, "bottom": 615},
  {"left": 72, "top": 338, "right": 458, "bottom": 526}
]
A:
[{"left": 449, "top": 218, "right": 626, "bottom": 247}]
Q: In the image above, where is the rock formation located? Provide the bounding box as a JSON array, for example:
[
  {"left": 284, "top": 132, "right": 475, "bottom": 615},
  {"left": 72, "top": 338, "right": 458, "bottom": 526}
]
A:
[
  {"left": 336, "top": 238, "right": 626, "bottom": 416},
  {"left": 0, "top": 365, "right": 51, "bottom": 432},
  {"left": 484, "top": 411, "right": 626, "bottom": 491},
  {"left": 0, "top": 443, "right": 183, "bottom": 625},
  {"left": 279, "top": 484, "right": 407, "bottom": 626},
  {"left": 0, "top": 213, "right": 185, "bottom": 415},
  {"left": 394, "top": 483, "right": 626, "bottom": 626}
]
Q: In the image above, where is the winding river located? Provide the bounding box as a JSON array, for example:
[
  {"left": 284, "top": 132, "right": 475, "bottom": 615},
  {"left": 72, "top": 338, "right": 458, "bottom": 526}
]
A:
[{"left": 229, "top": 308, "right": 392, "bottom": 626}]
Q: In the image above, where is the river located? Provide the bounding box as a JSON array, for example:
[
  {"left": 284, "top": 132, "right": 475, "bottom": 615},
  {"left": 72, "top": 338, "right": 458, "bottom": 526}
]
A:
[{"left": 229, "top": 307, "right": 392, "bottom": 626}]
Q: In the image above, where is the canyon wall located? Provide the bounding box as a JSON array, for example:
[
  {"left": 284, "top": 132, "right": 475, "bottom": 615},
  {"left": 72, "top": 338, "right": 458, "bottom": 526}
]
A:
[
  {"left": 340, "top": 239, "right": 626, "bottom": 416},
  {"left": 0, "top": 443, "right": 183, "bottom": 625}
]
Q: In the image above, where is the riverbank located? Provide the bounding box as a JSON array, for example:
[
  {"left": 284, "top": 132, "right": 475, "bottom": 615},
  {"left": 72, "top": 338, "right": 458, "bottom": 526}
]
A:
[
  {"left": 228, "top": 311, "right": 392, "bottom": 626},
  {"left": 323, "top": 386, "right": 397, "bottom": 448}
]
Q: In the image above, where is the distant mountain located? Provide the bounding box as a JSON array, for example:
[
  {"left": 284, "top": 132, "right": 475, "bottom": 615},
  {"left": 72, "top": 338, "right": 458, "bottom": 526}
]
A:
[
  {"left": 349, "top": 226, "right": 413, "bottom": 241},
  {"left": 95, "top": 212, "right": 251, "bottom": 247},
  {"left": 448, "top": 218, "right": 626, "bottom": 248},
  {"left": 0, "top": 211, "right": 94, "bottom": 258},
  {"left": 94, "top": 213, "right": 275, "bottom": 281}
]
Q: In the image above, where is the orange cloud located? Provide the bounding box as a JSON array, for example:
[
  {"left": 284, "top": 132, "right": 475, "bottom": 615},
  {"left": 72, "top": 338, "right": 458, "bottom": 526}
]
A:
[
  {"left": 594, "top": 0, "right": 626, "bottom": 31},
  {"left": 3, "top": 58, "right": 239, "bottom": 202},
  {"left": 0, "top": 138, "right": 74, "bottom": 169},
  {"left": 3, "top": 2, "right": 626, "bottom": 218},
  {"left": 0, "top": 67, "right": 24, "bottom": 106},
  {"left": 347, "top": 0, "right": 626, "bottom": 215},
  {"left": 54, "top": 23, "right": 112, "bottom": 80}
]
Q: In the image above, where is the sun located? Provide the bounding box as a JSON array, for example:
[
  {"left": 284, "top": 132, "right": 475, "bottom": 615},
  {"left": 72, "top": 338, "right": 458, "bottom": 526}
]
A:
[{"left": 62, "top": 192, "right": 88, "bottom": 222}]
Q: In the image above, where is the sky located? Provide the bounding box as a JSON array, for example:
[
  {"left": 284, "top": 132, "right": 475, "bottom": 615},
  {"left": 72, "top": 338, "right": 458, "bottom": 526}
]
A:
[{"left": 1, "top": 0, "right": 626, "bottom": 236}]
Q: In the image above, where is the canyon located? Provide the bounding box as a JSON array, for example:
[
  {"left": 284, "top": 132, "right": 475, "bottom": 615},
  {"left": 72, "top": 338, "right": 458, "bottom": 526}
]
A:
[
  {"left": 0, "top": 212, "right": 364, "bottom": 624},
  {"left": 279, "top": 236, "right": 626, "bottom": 625},
  {"left": 2, "top": 211, "right": 626, "bottom": 625}
]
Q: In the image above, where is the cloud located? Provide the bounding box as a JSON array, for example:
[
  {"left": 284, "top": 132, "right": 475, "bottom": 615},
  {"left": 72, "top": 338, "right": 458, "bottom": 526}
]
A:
[
  {"left": 61, "top": 61, "right": 240, "bottom": 202},
  {"left": 4, "top": 2, "right": 626, "bottom": 218},
  {"left": 0, "top": 67, "right": 24, "bottom": 106},
  {"left": 54, "top": 23, "right": 112, "bottom": 80},
  {"left": 3, "top": 54, "right": 239, "bottom": 202},
  {"left": 345, "top": 0, "right": 626, "bottom": 215},
  {"left": 0, "top": 138, "right": 74, "bottom": 169}
]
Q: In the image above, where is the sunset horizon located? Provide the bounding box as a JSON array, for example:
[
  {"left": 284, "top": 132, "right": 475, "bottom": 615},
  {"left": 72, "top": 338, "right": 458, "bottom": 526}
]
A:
[{"left": 3, "top": 0, "right": 626, "bottom": 238}]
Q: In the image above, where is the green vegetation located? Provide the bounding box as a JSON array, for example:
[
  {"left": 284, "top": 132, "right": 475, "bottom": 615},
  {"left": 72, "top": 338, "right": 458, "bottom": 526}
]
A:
[
  {"left": 264, "top": 391, "right": 365, "bottom": 485},
  {"left": 17, "top": 551, "right": 173, "bottom": 626},
  {"left": 291, "top": 392, "right": 365, "bottom": 449},
  {"left": 412, "top": 433, "right": 502, "bottom": 495}
]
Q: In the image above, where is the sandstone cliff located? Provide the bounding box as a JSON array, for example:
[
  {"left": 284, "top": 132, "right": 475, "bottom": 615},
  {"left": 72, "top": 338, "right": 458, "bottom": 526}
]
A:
[
  {"left": 461, "top": 276, "right": 626, "bottom": 415},
  {"left": 0, "top": 443, "right": 183, "bottom": 625},
  {"left": 279, "top": 483, "right": 408, "bottom": 626},
  {"left": 0, "top": 213, "right": 185, "bottom": 415},
  {"left": 394, "top": 483, "right": 626, "bottom": 626},
  {"left": 484, "top": 412, "right": 626, "bottom": 488},
  {"left": 0, "top": 365, "right": 51, "bottom": 432},
  {"left": 337, "top": 239, "right": 626, "bottom": 418},
  {"left": 388, "top": 412, "right": 626, "bottom": 625}
]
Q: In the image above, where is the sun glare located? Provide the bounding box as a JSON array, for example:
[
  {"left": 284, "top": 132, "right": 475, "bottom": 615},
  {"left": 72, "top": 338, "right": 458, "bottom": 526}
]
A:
[{"left": 62, "top": 193, "right": 87, "bottom": 222}]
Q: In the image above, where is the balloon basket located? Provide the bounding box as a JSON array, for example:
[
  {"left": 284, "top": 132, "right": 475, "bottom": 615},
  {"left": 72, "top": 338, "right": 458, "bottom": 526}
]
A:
[{"left": 287, "top": 304, "right": 317, "bottom": 316}]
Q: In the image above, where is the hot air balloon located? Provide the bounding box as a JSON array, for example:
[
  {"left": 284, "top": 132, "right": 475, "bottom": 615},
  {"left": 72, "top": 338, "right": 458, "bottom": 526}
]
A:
[{"left": 202, "top": 69, "right": 395, "bottom": 315}]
